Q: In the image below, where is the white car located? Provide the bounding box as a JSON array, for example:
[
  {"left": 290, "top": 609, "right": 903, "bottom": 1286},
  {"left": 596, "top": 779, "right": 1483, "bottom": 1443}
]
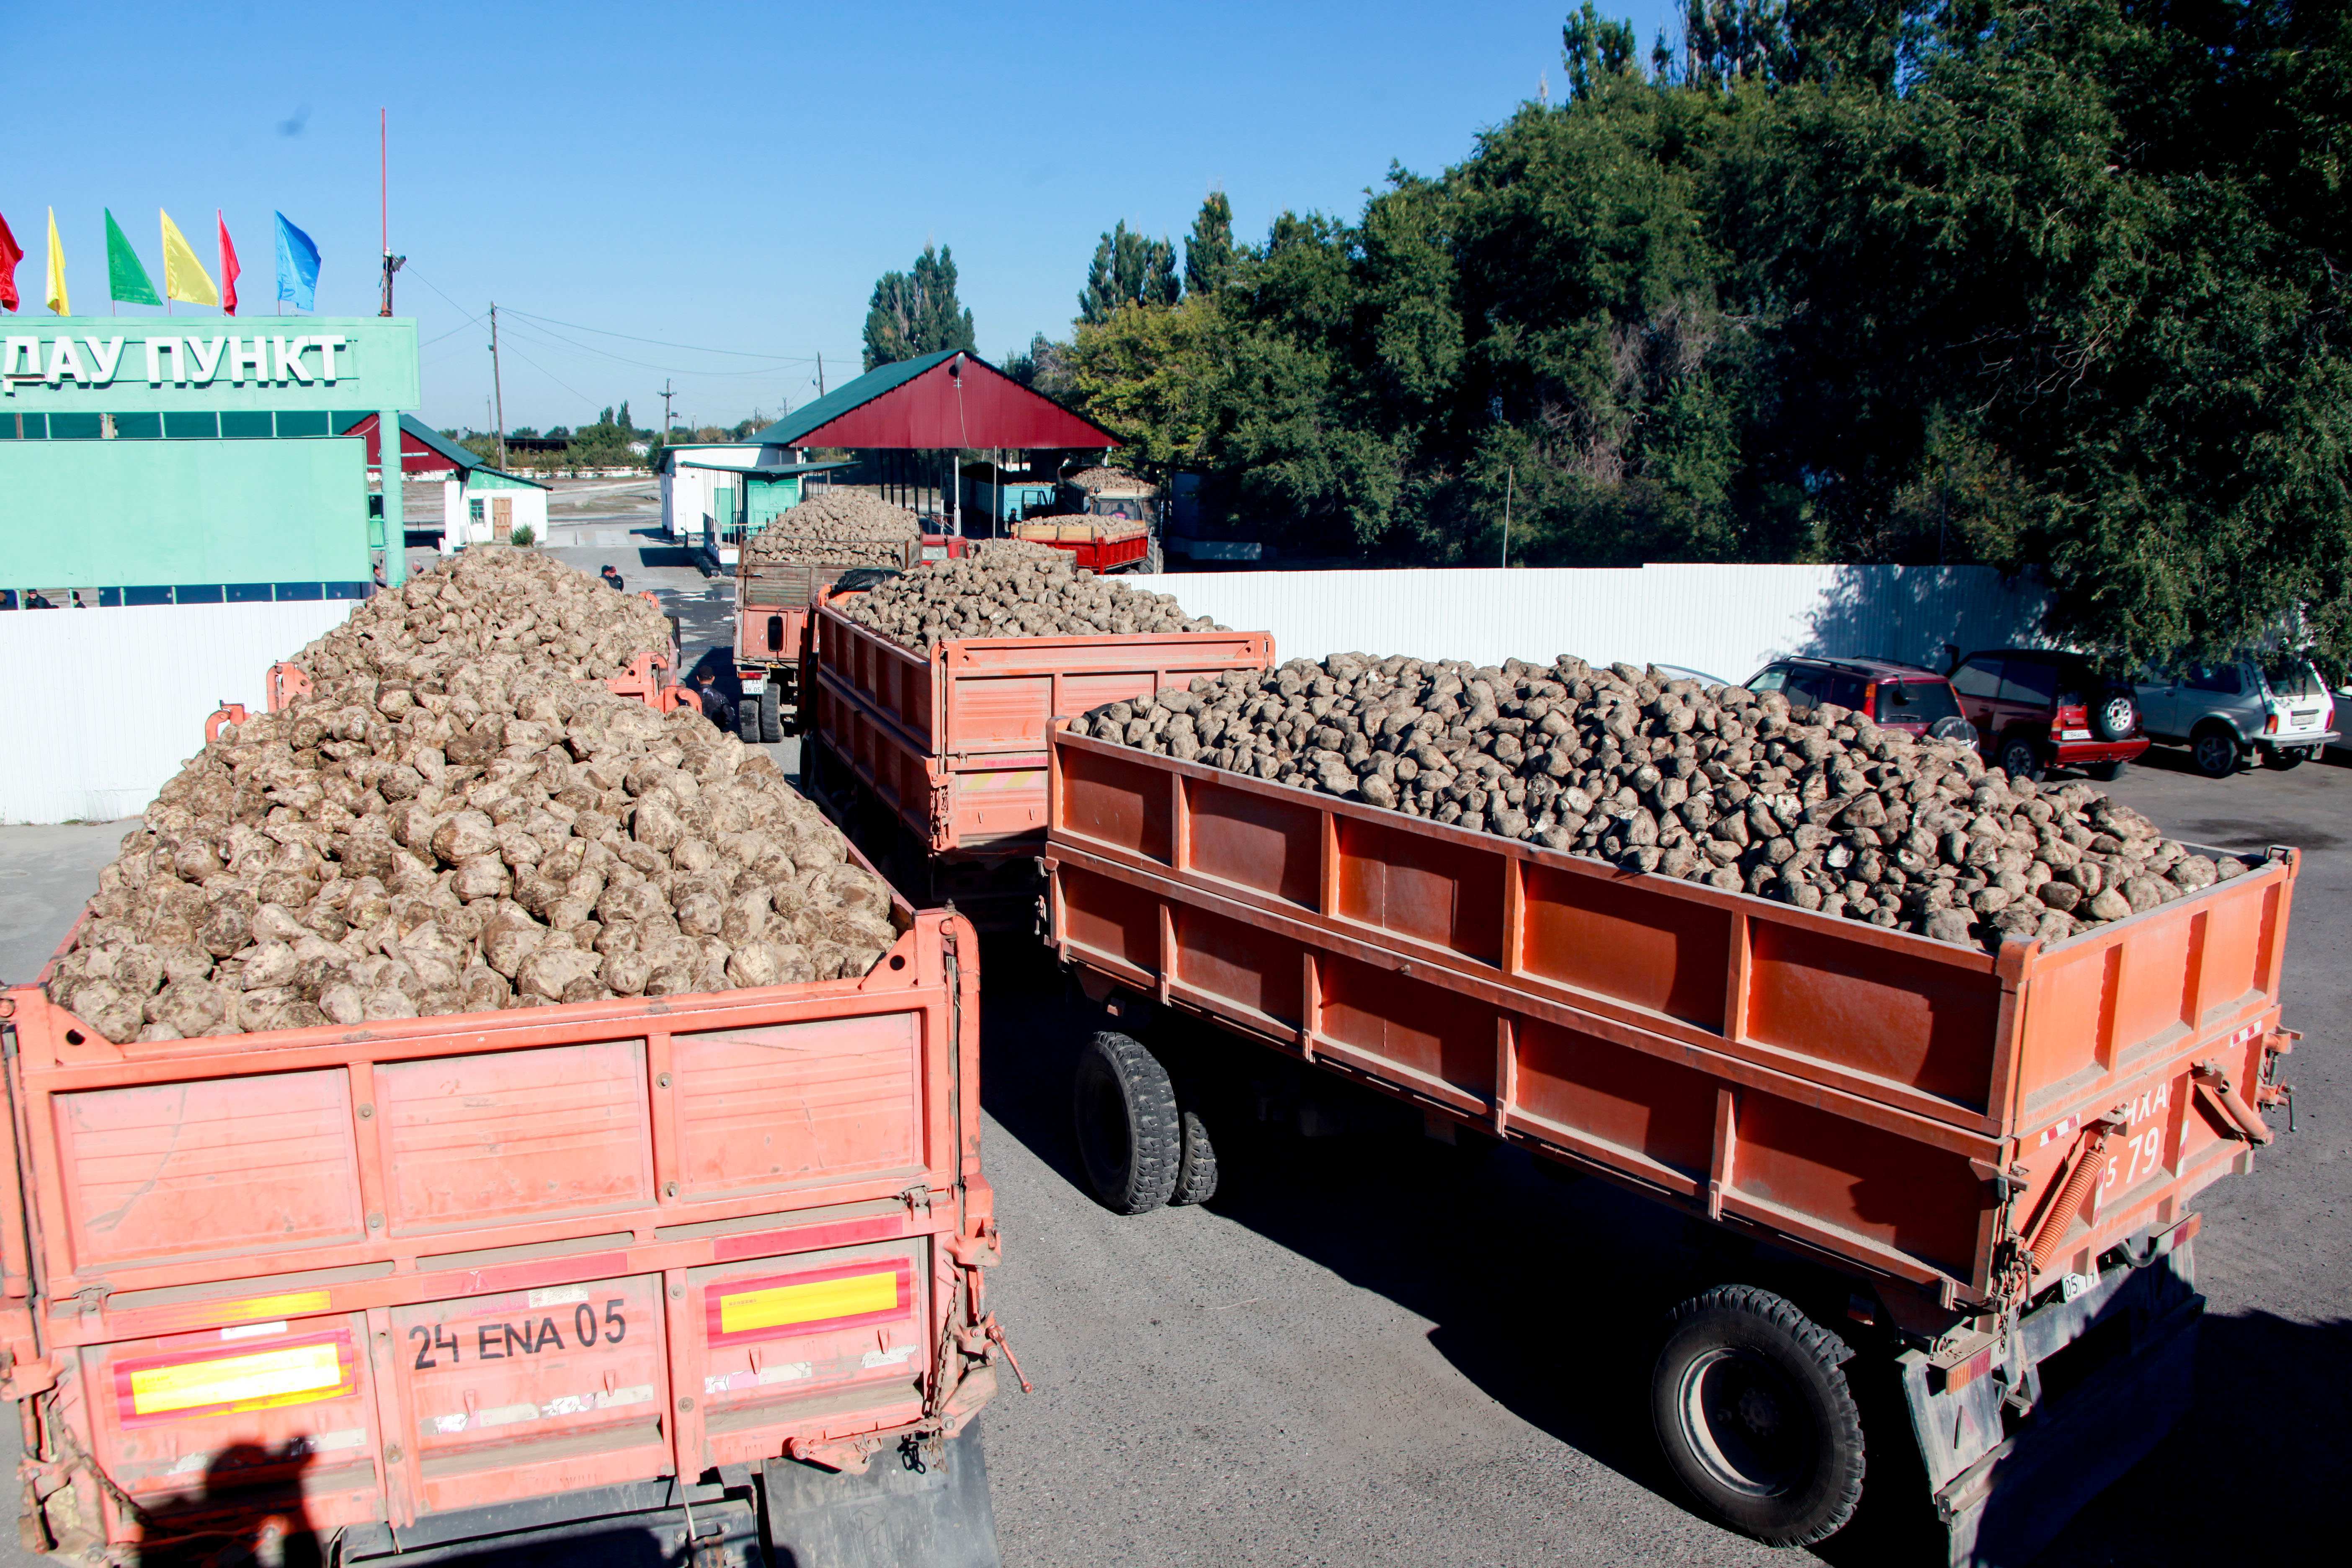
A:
[{"left": 2133, "top": 658, "right": 2339, "bottom": 776}]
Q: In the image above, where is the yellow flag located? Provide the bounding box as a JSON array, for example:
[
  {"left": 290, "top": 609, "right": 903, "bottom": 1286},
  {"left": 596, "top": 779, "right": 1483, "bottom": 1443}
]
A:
[
  {"left": 44, "top": 207, "right": 67, "bottom": 315},
  {"left": 160, "top": 208, "right": 218, "bottom": 307}
]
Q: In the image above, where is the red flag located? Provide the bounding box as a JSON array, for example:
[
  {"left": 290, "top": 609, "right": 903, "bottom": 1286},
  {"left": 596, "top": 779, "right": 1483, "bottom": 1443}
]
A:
[
  {"left": 217, "top": 210, "right": 240, "bottom": 316},
  {"left": 0, "top": 209, "right": 23, "bottom": 312}
]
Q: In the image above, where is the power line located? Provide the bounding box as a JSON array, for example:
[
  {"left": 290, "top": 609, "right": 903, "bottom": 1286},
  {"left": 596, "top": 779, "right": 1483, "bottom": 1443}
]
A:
[
  {"left": 496, "top": 315, "right": 841, "bottom": 380},
  {"left": 498, "top": 306, "right": 829, "bottom": 362}
]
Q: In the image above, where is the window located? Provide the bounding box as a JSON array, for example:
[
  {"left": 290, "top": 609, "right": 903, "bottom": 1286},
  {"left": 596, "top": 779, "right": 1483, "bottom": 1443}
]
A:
[
  {"left": 220, "top": 411, "right": 273, "bottom": 439},
  {"left": 1999, "top": 660, "right": 2061, "bottom": 708},
  {"left": 2185, "top": 664, "right": 2243, "bottom": 695},
  {"left": 1781, "top": 667, "right": 1828, "bottom": 709},
  {"left": 469, "top": 499, "right": 485, "bottom": 522},
  {"left": 1877, "top": 680, "right": 1962, "bottom": 724},
  {"left": 164, "top": 412, "right": 220, "bottom": 438},
  {"left": 1821, "top": 671, "right": 1870, "bottom": 710},
  {"left": 1951, "top": 658, "right": 2003, "bottom": 700},
  {"left": 1747, "top": 664, "right": 1789, "bottom": 693}
]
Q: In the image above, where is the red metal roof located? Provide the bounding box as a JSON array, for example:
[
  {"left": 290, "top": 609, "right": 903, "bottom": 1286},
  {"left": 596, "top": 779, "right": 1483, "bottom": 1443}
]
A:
[
  {"left": 761, "top": 352, "right": 1117, "bottom": 451},
  {"left": 337, "top": 413, "right": 505, "bottom": 477}
]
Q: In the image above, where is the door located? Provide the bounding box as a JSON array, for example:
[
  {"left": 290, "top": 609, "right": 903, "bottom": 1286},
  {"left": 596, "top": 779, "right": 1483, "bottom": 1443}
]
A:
[
  {"left": 491, "top": 496, "right": 513, "bottom": 544},
  {"left": 2133, "top": 667, "right": 2179, "bottom": 739},
  {"left": 1948, "top": 655, "right": 2005, "bottom": 747}
]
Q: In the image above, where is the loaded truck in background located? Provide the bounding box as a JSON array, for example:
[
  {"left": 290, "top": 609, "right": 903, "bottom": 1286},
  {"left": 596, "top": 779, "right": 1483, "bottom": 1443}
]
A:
[
  {"left": 798, "top": 580, "right": 1271, "bottom": 921},
  {"left": 1040, "top": 717, "right": 2300, "bottom": 1564},
  {"left": 0, "top": 860, "right": 1011, "bottom": 1565}
]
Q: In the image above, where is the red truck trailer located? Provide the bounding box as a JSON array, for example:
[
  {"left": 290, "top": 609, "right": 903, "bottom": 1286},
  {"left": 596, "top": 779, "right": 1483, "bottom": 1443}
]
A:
[
  {"left": 1041, "top": 721, "right": 2298, "bottom": 1564},
  {"left": 801, "top": 587, "right": 1272, "bottom": 918},
  {"left": 1004, "top": 518, "right": 1154, "bottom": 574},
  {"left": 0, "top": 888, "right": 1014, "bottom": 1565}
]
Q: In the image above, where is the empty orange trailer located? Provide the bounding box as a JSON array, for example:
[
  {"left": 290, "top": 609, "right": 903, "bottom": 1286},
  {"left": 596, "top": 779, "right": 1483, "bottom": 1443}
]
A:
[
  {"left": 0, "top": 898, "right": 1013, "bottom": 1566},
  {"left": 802, "top": 586, "right": 1272, "bottom": 916},
  {"left": 1042, "top": 722, "right": 2299, "bottom": 1564}
]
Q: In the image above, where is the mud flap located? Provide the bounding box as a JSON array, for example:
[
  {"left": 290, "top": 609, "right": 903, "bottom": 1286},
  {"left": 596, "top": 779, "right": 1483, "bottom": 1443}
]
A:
[
  {"left": 1925, "top": 1249, "right": 2202, "bottom": 1568},
  {"left": 760, "top": 1421, "right": 1001, "bottom": 1568}
]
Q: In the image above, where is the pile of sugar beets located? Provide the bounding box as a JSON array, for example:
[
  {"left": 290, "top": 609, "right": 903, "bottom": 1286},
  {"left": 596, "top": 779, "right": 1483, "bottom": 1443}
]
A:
[
  {"left": 1082, "top": 654, "right": 2249, "bottom": 951},
  {"left": 742, "top": 490, "right": 922, "bottom": 568},
  {"left": 842, "top": 539, "right": 1222, "bottom": 654},
  {"left": 44, "top": 552, "right": 899, "bottom": 1042}
]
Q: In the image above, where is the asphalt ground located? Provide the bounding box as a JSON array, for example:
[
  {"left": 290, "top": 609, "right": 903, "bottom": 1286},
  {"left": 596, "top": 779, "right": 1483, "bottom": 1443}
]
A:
[{"left": 0, "top": 696, "right": 2342, "bottom": 1564}]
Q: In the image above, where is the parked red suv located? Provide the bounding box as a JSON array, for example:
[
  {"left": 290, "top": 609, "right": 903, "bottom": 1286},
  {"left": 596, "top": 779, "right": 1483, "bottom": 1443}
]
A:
[
  {"left": 1947, "top": 647, "right": 2148, "bottom": 781},
  {"left": 1742, "top": 656, "right": 1977, "bottom": 740}
]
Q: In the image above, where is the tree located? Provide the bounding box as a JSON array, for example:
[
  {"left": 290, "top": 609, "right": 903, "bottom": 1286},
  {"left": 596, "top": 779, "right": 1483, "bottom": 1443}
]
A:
[
  {"left": 1003, "top": 333, "right": 1074, "bottom": 397},
  {"left": 1049, "top": 0, "right": 2352, "bottom": 668},
  {"left": 1080, "top": 221, "right": 1181, "bottom": 324},
  {"left": 616, "top": 401, "right": 631, "bottom": 432},
  {"left": 862, "top": 244, "right": 978, "bottom": 369},
  {"left": 1184, "top": 192, "right": 1236, "bottom": 297}
]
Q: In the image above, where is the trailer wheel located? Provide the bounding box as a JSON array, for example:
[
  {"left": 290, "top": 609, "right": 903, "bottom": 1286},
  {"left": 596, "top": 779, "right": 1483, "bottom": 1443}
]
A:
[
  {"left": 1072, "top": 1031, "right": 1181, "bottom": 1215},
  {"left": 760, "top": 681, "right": 782, "bottom": 743},
  {"left": 1652, "top": 1285, "right": 1865, "bottom": 1548},
  {"left": 1170, "top": 1108, "right": 1219, "bottom": 1206}
]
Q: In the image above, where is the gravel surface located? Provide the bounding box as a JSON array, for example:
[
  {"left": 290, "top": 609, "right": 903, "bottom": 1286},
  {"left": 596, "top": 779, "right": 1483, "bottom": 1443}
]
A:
[
  {"left": 1086, "top": 654, "right": 2241, "bottom": 951},
  {"left": 843, "top": 542, "right": 1220, "bottom": 654}
]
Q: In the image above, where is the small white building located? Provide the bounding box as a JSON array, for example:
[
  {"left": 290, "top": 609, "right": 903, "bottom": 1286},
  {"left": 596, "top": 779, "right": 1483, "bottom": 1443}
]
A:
[
  {"left": 346, "top": 414, "right": 550, "bottom": 550},
  {"left": 657, "top": 444, "right": 849, "bottom": 569}
]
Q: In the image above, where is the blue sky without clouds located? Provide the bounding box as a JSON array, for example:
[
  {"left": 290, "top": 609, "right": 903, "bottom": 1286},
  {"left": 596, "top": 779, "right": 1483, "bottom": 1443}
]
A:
[{"left": 5, "top": 1, "right": 1679, "bottom": 431}]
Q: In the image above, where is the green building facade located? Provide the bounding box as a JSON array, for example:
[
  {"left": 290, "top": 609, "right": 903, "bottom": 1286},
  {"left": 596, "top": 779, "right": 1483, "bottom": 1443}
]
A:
[{"left": 0, "top": 317, "right": 419, "bottom": 600}]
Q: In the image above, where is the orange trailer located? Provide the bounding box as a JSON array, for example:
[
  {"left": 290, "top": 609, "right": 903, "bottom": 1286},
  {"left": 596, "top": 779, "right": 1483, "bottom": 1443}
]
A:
[
  {"left": 802, "top": 587, "right": 1272, "bottom": 917},
  {"left": 1042, "top": 722, "right": 2298, "bottom": 1563},
  {"left": 1, "top": 895, "right": 1014, "bottom": 1565},
  {"left": 732, "top": 541, "right": 969, "bottom": 744}
]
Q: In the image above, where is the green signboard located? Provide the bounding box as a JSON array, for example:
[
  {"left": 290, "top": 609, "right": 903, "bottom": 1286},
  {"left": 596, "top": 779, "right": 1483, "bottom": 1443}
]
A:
[{"left": 0, "top": 316, "right": 418, "bottom": 413}]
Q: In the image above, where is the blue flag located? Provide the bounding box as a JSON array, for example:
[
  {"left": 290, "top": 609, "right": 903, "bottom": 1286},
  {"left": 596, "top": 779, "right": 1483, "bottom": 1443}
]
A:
[{"left": 274, "top": 211, "right": 320, "bottom": 311}]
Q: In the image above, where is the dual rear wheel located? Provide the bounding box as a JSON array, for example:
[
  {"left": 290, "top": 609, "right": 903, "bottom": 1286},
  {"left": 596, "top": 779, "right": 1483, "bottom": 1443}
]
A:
[{"left": 1071, "top": 1031, "right": 1216, "bottom": 1214}]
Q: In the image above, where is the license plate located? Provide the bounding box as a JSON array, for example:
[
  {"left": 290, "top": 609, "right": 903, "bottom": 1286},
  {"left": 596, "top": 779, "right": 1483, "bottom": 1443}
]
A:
[
  {"left": 2060, "top": 729, "right": 2090, "bottom": 740},
  {"left": 2292, "top": 710, "right": 2318, "bottom": 728}
]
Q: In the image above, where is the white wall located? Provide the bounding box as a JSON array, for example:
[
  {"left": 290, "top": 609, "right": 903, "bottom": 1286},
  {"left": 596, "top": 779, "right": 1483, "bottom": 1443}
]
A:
[
  {"left": 1127, "top": 564, "right": 2051, "bottom": 684},
  {"left": 0, "top": 600, "right": 358, "bottom": 824}
]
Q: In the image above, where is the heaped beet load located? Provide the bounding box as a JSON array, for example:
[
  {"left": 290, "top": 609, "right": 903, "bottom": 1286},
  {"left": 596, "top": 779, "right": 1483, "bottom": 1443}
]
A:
[
  {"left": 1, "top": 554, "right": 1013, "bottom": 1568},
  {"left": 734, "top": 493, "right": 927, "bottom": 742},
  {"left": 802, "top": 542, "right": 1271, "bottom": 917}
]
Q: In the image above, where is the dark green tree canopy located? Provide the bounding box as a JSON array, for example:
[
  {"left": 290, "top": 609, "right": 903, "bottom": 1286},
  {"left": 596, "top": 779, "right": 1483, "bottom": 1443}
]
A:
[
  {"left": 1053, "top": 0, "right": 2352, "bottom": 669},
  {"left": 863, "top": 244, "right": 978, "bottom": 370},
  {"left": 1081, "top": 221, "right": 1181, "bottom": 323},
  {"left": 1185, "top": 192, "right": 1236, "bottom": 297}
]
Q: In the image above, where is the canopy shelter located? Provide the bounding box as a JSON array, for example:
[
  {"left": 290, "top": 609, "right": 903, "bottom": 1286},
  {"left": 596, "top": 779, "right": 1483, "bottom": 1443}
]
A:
[{"left": 750, "top": 351, "right": 1116, "bottom": 533}]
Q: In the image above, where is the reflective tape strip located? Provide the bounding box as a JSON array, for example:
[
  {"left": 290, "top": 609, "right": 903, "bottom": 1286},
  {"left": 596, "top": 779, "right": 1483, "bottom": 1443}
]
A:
[
  {"left": 720, "top": 1270, "right": 897, "bottom": 1336},
  {"left": 129, "top": 1342, "right": 342, "bottom": 1416}
]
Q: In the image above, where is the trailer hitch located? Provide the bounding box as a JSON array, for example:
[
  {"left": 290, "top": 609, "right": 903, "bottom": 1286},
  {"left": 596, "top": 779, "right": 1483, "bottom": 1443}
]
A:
[{"left": 2191, "top": 1061, "right": 2275, "bottom": 1146}]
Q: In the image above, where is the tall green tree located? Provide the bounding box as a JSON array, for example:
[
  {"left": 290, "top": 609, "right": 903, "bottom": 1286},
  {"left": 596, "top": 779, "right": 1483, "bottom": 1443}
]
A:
[
  {"left": 862, "top": 244, "right": 978, "bottom": 370},
  {"left": 1052, "top": 1, "right": 2352, "bottom": 667},
  {"left": 1184, "top": 192, "right": 1236, "bottom": 296},
  {"left": 1080, "top": 222, "right": 1181, "bottom": 324}
]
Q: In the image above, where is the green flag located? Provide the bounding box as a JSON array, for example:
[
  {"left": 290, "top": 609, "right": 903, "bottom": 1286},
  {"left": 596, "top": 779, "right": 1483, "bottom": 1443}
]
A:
[{"left": 104, "top": 209, "right": 161, "bottom": 306}]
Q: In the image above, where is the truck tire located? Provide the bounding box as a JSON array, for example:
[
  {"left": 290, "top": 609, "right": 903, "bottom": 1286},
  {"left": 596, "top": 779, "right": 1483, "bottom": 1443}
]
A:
[
  {"left": 760, "top": 681, "right": 782, "bottom": 743},
  {"left": 736, "top": 694, "right": 761, "bottom": 743},
  {"left": 1072, "top": 1031, "right": 1181, "bottom": 1215},
  {"left": 1652, "top": 1284, "right": 1865, "bottom": 1548},
  {"left": 1170, "top": 1108, "right": 1219, "bottom": 1206}
]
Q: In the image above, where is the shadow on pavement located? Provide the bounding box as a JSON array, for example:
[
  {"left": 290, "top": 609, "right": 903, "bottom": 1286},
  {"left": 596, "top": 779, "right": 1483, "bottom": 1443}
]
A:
[{"left": 973, "top": 929, "right": 2351, "bottom": 1566}]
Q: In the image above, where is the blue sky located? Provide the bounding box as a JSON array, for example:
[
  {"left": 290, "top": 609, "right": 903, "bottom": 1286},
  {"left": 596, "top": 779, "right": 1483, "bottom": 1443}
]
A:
[{"left": 5, "top": 1, "right": 1677, "bottom": 432}]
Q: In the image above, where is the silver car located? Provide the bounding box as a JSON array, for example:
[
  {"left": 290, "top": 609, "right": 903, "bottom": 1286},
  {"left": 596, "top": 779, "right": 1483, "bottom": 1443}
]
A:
[{"left": 2133, "top": 657, "right": 2340, "bottom": 776}]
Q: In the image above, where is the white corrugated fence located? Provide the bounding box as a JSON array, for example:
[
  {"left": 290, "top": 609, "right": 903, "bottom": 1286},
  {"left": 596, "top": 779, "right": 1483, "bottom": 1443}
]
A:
[
  {"left": 0, "top": 601, "right": 358, "bottom": 824},
  {"left": 1128, "top": 564, "right": 2050, "bottom": 684}
]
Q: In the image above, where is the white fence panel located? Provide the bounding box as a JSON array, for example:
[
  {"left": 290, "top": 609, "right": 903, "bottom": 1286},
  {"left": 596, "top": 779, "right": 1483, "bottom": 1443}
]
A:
[
  {"left": 1130, "top": 565, "right": 2049, "bottom": 682},
  {"left": 0, "top": 601, "right": 358, "bottom": 824}
]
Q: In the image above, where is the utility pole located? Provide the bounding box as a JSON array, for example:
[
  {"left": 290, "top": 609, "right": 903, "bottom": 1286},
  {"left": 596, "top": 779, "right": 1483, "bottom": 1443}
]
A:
[
  {"left": 1501, "top": 465, "right": 1514, "bottom": 568},
  {"left": 661, "top": 380, "right": 676, "bottom": 435},
  {"left": 816, "top": 352, "right": 825, "bottom": 397},
  {"left": 489, "top": 304, "right": 506, "bottom": 470}
]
